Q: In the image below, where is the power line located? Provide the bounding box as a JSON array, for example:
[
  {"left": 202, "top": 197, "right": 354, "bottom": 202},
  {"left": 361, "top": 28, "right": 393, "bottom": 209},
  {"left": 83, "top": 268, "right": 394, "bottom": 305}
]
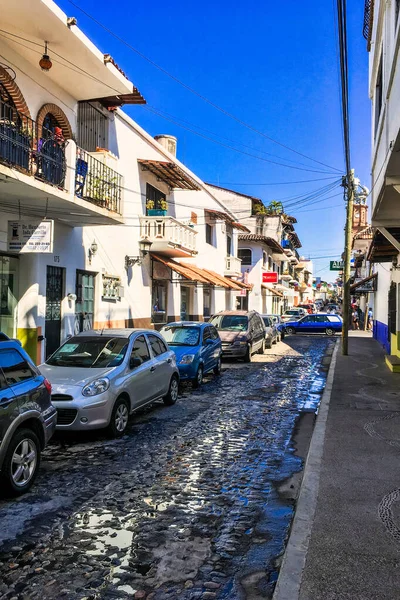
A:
[
  {"left": 66, "top": 0, "right": 343, "bottom": 174},
  {"left": 207, "top": 177, "right": 340, "bottom": 186}
]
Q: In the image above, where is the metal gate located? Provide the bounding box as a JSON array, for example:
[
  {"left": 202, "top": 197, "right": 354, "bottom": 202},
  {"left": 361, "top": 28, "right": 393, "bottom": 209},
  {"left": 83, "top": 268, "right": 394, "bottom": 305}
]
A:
[
  {"left": 45, "top": 266, "right": 64, "bottom": 358},
  {"left": 388, "top": 282, "right": 397, "bottom": 348}
]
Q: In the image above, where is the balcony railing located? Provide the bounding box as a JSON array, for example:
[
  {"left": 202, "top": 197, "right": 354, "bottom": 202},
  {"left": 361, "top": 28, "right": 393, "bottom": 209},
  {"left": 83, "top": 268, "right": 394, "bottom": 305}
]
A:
[
  {"left": 140, "top": 216, "right": 197, "bottom": 256},
  {"left": 0, "top": 97, "right": 66, "bottom": 188},
  {"left": 75, "top": 147, "right": 122, "bottom": 213},
  {"left": 225, "top": 255, "right": 242, "bottom": 276}
]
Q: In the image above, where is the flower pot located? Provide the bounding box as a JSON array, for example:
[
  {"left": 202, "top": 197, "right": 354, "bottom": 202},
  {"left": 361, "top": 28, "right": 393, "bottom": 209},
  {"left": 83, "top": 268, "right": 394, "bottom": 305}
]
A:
[{"left": 147, "top": 209, "right": 167, "bottom": 216}]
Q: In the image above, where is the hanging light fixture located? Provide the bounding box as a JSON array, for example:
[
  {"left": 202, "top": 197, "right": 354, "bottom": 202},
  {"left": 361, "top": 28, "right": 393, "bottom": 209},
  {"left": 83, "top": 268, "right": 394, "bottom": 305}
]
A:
[{"left": 39, "top": 42, "right": 52, "bottom": 72}]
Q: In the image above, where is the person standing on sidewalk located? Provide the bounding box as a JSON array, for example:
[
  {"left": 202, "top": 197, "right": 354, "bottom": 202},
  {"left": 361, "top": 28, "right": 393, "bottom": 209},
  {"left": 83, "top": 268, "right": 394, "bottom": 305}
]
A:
[
  {"left": 367, "top": 307, "right": 373, "bottom": 331},
  {"left": 352, "top": 309, "right": 359, "bottom": 330}
]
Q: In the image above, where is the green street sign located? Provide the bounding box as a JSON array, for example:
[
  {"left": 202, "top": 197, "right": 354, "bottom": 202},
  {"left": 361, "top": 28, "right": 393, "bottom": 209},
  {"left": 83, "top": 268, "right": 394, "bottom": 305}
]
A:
[{"left": 330, "top": 260, "right": 344, "bottom": 271}]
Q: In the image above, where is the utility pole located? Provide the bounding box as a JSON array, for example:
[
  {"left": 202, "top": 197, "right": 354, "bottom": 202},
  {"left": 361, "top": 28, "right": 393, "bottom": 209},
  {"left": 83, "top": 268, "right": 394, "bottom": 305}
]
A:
[{"left": 341, "top": 169, "right": 355, "bottom": 355}]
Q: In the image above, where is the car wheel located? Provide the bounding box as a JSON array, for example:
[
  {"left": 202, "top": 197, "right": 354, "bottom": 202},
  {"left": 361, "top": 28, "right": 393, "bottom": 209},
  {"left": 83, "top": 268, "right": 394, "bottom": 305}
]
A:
[
  {"left": 1, "top": 428, "right": 40, "bottom": 496},
  {"left": 272, "top": 336, "right": 277, "bottom": 345},
  {"left": 213, "top": 356, "right": 222, "bottom": 376},
  {"left": 325, "top": 327, "right": 335, "bottom": 336},
  {"left": 265, "top": 338, "right": 272, "bottom": 350},
  {"left": 286, "top": 327, "right": 295, "bottom": 335},
  {"left": 192, "top": 366, "right": 204, "bottom": 389},
  {"left": 258, "top": 340, "right": 266, "bottom": 354},
  {"left": 108, "top": 397, "right": 129, "bottom": 437},
  {"left": 164, "top": 375, "right": 179, "bottom": 405},
  {"left": 244, "top": 344, "right": 252, "bottom": 362}
]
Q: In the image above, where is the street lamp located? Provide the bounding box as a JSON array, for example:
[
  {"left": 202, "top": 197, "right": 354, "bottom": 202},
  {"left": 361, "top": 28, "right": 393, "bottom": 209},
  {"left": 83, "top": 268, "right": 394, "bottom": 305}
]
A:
[{"left": 125, "top": 239, "right": 152, "bottom": 269}]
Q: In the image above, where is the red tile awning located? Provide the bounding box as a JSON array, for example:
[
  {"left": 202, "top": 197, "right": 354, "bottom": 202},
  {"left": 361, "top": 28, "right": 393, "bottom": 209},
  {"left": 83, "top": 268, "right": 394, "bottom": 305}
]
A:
[
  {"left": 238, "top": 234, "right": 285, "bottom": 255},
  {"left": 262, "top": 283, "right": 283, "bottom": 297},
  {"left": 138, "top": 160, "right": 201, "bottom": 190},
  {"left": 151, "top": 255, "right": 244, "bottom": 290}
]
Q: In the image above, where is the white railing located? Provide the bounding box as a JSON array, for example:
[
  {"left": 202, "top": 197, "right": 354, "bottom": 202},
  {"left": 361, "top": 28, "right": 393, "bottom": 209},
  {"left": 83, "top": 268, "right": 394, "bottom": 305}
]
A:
[
  {"left": 225, "top": 256, "right": 242, "bottom": 273},
  {"left": 139, "top": 216, "right": 197, "bottom": 252}
]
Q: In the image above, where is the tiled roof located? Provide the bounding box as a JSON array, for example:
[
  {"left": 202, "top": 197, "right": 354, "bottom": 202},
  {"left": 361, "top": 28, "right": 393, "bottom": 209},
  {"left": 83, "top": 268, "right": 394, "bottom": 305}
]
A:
[{"left": 238, "top": 234, "right": 285, "bottom": 254}]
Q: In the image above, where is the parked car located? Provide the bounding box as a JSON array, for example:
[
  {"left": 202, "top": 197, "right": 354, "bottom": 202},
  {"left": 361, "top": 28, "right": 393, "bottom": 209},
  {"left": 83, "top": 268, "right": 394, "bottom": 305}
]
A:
[
  {"left": 268, "top": 315, "right": 286, "bottom": 341},
  {"left": 327, "top": 303, "right": 340, "bottom": 314},
  {"left": 261, "top": 315, "right": 278, "bottom": 347},
  {"left": 0, "top": 339, "right": 57, "bottom": 495},
  {"left": 284, "top": 313, "right": 343, "bottom": 335},
  {"left": 40, "top": 329, "right": 179, "bottom": 436},
  {"left": 281, "top": 308, "right": 307, "bottom": 322},
  {"left": 298, "top": 303, "right": 315, "bottom": 314},
  {"left": 160, "top": 321, "right": 222, "bottom": 388},
  {"left": 209, "top": 310, "right": 266, "bottom": 361}
]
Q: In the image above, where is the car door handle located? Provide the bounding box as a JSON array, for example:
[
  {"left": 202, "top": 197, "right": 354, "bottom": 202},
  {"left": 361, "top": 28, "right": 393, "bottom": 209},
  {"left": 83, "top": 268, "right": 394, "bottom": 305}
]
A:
[
  {"left": 0, "top": 398, "right": 14, "bottom": 407},
  {"left": 167, "top": 358, "right": 172, "bottom": 364},
  {"left": 150, "top": 366, "right": 156, "bottom": 372}
]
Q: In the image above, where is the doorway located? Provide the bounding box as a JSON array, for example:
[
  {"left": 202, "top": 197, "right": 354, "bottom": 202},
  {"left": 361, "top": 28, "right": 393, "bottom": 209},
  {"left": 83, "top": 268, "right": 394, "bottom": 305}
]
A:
[
  {"left": 0, "top": 254, "right": 19, "bottom": 338},
  {"left": 45, "top": 266, "right": 64, "bottom": 357},
  {"left": 75, "top": 270, "right": 95, "bottom": 333},
  {"left": 180, "top": 287, "right": 190, "bottom": 321}
]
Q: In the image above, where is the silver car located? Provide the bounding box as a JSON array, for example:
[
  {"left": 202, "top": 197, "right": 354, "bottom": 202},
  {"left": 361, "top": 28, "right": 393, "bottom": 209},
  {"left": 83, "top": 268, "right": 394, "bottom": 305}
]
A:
[{"left": 40, "top": 329, "right": 179, "bottom": 436}]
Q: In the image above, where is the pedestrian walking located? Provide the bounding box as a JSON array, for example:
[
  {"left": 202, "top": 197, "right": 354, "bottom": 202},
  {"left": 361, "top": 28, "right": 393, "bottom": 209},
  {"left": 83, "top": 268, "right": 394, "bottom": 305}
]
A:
[
  {"left": 352, "top": 309, "right": 359, "bottom": 330},
  {"left": 367, "top": 307, "right": 373, "bottom": 331}
]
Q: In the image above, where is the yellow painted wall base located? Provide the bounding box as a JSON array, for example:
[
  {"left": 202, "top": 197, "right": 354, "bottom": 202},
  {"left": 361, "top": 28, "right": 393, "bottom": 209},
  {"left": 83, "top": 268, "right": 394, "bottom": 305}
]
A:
[
  {"left": 385, "top": 354, "right": 400, "bottom": 373},
  {"left": 390, "top": 333, "right": 400, "bottom": 359},
  {"left": 17, "top": 328, "right": 38, "bottom": 362}
]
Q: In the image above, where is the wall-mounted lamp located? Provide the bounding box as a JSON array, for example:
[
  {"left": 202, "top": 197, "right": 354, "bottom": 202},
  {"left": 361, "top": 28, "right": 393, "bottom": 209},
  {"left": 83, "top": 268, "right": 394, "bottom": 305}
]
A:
[
  {"left": 88, "top": 239, "right": 98, "bottom": 264},
  {"left": 125, "top": 239, "right": 152, "bottom": 270},
  {"left": 39, "top": 41, "right": 52, "bottom": 72}
]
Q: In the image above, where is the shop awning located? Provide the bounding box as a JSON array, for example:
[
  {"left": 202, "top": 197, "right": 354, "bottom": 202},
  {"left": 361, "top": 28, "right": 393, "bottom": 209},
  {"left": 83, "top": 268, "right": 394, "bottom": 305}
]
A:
[
  {"left": 138, "top": 160, "right": 201, "bottom": 190},
  {"left": 151, "top": 255, "right": 244, "bottom": 289},
  {"left": 350, "top": 273, "right": 377, "bottom": 293},
  {"left": 367, "top": 227, "right": 400, "bottom": 262},
  {"left": 262, "top": 283, "right": 283, "bottom": 297}
]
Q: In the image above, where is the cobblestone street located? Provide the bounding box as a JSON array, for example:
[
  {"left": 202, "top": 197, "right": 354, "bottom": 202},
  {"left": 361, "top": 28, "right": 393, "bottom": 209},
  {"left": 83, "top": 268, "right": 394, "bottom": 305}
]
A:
[{"left": 0, "top": 336, "right": 335, "bottom": 600}]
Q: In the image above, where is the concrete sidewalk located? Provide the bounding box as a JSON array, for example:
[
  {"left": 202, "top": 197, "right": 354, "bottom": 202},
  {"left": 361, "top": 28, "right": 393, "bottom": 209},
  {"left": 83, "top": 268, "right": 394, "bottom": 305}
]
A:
[{"left": 274, "top": 332, "right": 400, "bottom": 600}]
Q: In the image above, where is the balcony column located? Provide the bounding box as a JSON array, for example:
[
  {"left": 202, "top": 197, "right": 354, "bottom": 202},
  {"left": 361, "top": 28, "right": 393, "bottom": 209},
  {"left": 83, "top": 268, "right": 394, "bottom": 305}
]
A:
[
  {"left": 192, "top": 285, "right": 204, "bottom": 321},
  {"left": 167, "top": 278, "right": 182, "bottom": 322},
  {"left": 64, "top": 139, "right": 77, "bottom": 196}
]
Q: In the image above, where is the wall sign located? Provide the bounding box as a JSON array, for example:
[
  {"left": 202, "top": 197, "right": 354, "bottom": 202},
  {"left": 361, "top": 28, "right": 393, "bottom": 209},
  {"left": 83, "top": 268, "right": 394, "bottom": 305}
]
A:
[
  {"left": 262, "top": 272, "right": 278, "bottom": 284},
  {"left": 102, "top": 274, "right": 121, "bottom": 300},
  {"left": 8, "top": 220, "right": 53, "bottom": 253}
]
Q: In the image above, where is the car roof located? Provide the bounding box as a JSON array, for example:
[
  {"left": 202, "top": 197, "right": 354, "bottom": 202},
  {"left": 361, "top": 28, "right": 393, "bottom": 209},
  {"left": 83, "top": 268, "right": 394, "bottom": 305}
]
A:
[
  {"left": 162, "top": 321, "right": 205, "bottom": 328},
  {"left": 213, "top": 310, "right": 251, "bottom": 316},
  {"left": 74, "top": 328, "right": 158, "bottom": 338}
]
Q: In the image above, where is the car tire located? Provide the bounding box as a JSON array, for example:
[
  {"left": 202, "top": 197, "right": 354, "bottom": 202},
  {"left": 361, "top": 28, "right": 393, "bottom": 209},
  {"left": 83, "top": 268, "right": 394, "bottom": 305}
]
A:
[
  {"left": 258, "top": 340, "right": 266, "bottom": 354},
  {"left": 0, "top": 428, "right": 41, "bottom": 496},
  {"left": 272, "top": 336, "right": 277, "bottom": 345},
  {"left": 325, "top": 327, "right": 335, "bottom": 336},
  {"left": 286, "top": 327, "right": 295, "bottom": 335},
  {"left": 244, "top": 345, "right": 252, "bottom": 362},
  {"left": 108, "top": 396, "right": 130, "bottom": 437},
  {"left": 213, "top": 356, "right": 222, "bottom": 376},
  {"left": 192, "top": 366, "right": 203, "bottom": 389},
  {"left": 164, "top": 375, "right": 179, "bottom": 405}
]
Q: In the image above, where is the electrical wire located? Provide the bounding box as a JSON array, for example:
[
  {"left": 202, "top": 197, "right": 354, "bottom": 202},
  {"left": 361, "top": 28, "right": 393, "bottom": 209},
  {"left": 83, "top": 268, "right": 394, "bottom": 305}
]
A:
[{"left": 65, "top": 0, "right": 343, "bottom": 174}]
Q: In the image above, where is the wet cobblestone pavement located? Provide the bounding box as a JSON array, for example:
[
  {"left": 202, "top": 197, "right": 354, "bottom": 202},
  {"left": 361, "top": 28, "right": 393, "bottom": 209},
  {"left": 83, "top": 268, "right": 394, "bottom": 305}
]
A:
[{"left": 0, "top": 336, "right": 335, "bottom": 600}]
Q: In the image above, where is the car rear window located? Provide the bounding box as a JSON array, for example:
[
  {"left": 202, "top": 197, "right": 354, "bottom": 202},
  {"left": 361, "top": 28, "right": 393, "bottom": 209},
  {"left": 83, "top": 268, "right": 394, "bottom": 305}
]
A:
[
  {"left": 327, "top": 316, "right": 340, "bottom": 322},
  {"left": 0, "top": 348, "right": 36, "bottom": 386}
]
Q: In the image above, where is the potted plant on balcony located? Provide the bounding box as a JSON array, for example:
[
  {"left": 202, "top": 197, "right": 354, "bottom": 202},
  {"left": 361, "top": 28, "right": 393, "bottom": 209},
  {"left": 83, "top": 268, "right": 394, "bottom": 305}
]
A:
[{"left": 147, "top": 199, "right": 168, "bottom": 216}]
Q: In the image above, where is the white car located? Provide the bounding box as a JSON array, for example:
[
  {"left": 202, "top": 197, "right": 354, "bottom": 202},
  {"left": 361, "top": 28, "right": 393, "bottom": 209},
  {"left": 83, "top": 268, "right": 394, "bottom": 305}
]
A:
[
  {"left": 41, "top": 329, "right": 180, "bottom": 436},
  {"left": 281, "top": 308, "right": 307, "bottom": 322}
]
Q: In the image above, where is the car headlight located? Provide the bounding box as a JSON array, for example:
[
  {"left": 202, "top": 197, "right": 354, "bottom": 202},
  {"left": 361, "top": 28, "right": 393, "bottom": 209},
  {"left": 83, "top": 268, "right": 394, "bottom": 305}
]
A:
[
  {"left": 82, "top": 378, "right": 110, "bottom": 397},
  {"left": 179, "top": 354, "right": 195, "bottom": 364},
  {"left": 233, "top": 339, "right": 247, "bottom": 346}
]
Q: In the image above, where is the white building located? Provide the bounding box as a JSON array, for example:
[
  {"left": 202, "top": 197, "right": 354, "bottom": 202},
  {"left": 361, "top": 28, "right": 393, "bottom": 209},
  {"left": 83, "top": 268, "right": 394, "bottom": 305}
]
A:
[
  {"left": 206, "top": 185, "right": 304, "bottom": 314},
  {"left": 0, "top": 0, "right": 248, "bottom": 362},
  {"left": 363, "top": 0, "right": 400, "bottom": 366}
]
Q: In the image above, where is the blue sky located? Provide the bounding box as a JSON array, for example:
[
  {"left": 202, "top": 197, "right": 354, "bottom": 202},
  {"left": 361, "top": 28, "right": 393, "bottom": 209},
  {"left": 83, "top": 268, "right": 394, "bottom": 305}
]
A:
[{"left": 59, "top": 0, "right": 370, "bottom": 281}]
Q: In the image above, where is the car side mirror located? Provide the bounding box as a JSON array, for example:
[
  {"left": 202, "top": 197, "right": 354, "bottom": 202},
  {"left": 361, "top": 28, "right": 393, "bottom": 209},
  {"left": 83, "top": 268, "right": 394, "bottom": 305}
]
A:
[
  {"left": 205, "top": 338, "right": 214, "bottom": 345},
  {"left": 129, "top": 356, "right": 142, "bottom": 369}
]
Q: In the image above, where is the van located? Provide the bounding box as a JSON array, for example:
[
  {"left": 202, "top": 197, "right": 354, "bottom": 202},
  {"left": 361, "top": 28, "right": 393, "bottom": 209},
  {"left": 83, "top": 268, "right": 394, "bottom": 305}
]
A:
[{"left": 209, "top": 310, "right": 266, "bottom": 362}]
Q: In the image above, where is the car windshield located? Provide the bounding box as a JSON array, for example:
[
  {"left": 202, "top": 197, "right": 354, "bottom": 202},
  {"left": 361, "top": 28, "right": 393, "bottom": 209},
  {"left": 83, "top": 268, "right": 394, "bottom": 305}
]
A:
[
  {"left": 262, "top": 317, "right": 271, "bottom": 327},
  {"left": 161, "top": 326, "right": 200, "bottom": 346},
  {"left": 46, "top": 336, "right": 129, "bottom": 368},
  {"left": 285, "top": 310, "right": 299, "bottom": 315},
  {"left": 210, "top": 315, "right": 249, "bottom": 331}
]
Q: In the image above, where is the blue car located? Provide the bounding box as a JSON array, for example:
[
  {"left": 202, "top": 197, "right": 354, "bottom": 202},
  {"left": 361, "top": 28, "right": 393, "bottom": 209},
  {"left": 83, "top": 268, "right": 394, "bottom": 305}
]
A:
[
  {"left": 284, "top": 313, "right": 342, "bottom": 336},
  {"left": 160, "top": 322, "right": 222, "bottom": 387}
]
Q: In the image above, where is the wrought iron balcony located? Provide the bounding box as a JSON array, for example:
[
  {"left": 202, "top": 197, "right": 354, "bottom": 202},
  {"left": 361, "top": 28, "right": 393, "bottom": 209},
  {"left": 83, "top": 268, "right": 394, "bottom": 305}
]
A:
[
  {"left": 224, "top": 255, "right": 242, "bottom": 277},
  {"left": 139, "top": 216, "right": 197, "bottom": 257},
  {"left": 75, "top": 147, "right": 122, "bottom": 214},
  {"left": 0, "top": 97, "right": 66, "bottom": 188}
]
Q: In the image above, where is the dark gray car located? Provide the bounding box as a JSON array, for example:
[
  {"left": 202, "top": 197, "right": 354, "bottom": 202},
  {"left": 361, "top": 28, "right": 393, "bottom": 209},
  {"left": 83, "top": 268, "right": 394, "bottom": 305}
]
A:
[{"left": 0, "top": 339, "right": 57, "bottom": 495}]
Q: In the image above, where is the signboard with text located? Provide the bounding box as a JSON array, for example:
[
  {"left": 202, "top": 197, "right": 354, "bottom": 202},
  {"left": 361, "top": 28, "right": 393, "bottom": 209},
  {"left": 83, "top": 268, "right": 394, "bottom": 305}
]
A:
[
  {"left": 330, "top": 260, "right": 344, "bottom": 271},
  {"left": 262, "top": 272, "right": 278, "bottom": 284},
  {"left": 8, "top": 220, "right": 54, "bottom": 253}
]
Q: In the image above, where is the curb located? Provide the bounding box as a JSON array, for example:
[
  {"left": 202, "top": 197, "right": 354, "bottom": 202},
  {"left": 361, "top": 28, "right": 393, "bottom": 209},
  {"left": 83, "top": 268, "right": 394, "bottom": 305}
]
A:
[{"left": 273, "top": 340, "right": 340, "bottom": 600}]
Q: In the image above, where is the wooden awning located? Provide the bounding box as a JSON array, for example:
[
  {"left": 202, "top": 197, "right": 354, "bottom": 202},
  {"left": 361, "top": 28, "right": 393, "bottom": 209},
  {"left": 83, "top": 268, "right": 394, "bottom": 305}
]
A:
[
  {"left": 350, "top": 273, "right": 377, "bottom": 293},
  {"left": 89, "top": 89, "right": 146, "bottom": 108},
  {"left": 262, "top": 283, "right": 283, "bottom": 297},
  {"left": 151, "top": 255, "right": 243, "bottom": 289},
  {"left": 367, "top": 228, "right": 400, "bottom": 262},
  {"left": 138, "top": 160, "right": 201, "bottom": 190}
]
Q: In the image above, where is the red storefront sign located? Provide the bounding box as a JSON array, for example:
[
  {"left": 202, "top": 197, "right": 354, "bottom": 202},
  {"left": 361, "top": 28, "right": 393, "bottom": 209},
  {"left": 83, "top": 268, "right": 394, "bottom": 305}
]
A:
[{"left": 262, "top": 272, "right": 278, "bottom": 284}]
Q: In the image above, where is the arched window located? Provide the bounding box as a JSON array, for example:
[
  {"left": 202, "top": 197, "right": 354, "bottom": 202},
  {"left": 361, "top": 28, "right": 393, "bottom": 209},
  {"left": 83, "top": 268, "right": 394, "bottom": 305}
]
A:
[{"left": 238, "top": 248, "right": 252, "bottom": 266}]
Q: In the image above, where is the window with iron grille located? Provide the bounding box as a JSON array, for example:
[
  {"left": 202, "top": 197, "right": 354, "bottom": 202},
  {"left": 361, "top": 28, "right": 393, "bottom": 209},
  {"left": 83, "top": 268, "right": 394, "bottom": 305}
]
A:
[
  {"left": 77, "top": 102, "right": 108, "bottom": 152},
  {"left": 146, "top": 183, "right": 166, "bottom": 213}
]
